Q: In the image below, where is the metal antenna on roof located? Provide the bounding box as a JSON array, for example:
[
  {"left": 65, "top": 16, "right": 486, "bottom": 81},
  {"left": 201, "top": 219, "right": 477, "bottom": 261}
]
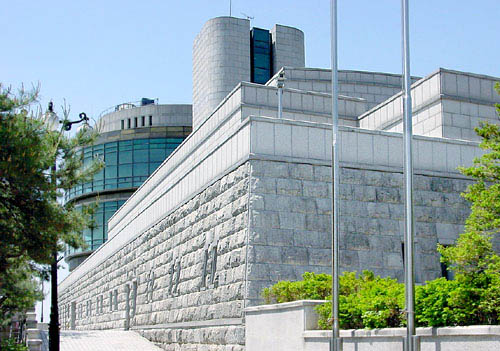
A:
[
  {"left": 229, "top": 0, "right": 232, "bottom": 16},
  {"left": 241, "top": 12, "right": 254, "bottom": 20}
]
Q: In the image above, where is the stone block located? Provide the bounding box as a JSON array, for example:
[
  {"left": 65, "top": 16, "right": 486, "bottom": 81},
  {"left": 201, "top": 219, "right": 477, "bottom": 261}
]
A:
[
  {"left": 302, "top": 180, "right": 329, "bottom": 198},
  {"left": 250, "top": 245, "right": 282, "bottom": 265},
  {"left": 276, "top": 178, "right": 302, "bottom": 196},
  {"left": 314, "top": 165, "right": 331, "bottom": 182},
  {"left": 293, "top": 230, "right": 329, "bottom": 248},
  {"left": 251, "top": 160, "right": 289, "bottom": 178},
  {"left": 251, "top": 177, "right": 276, "bottom": 194},
  {"left": 268, "top": 264, "right": 298, "bottom": 282},
  {"left": 279, "top": 212, "right": 305, "bottom": 230},
  {"left": 290, "top": 164, "right": 314, "bottom": 180},
  {"left": 291, "top": 126, "right": 309, "bottom": 158},
  {"left": 281, "top": 247, "right": 309, "bottom": 265},
  {"left": 358, "top": 250, "right": 383, "bottom": 268},
  {"left": 264, "top": 194, "right": 292, "bottom": 212},
  {"left": 375, "top": 187, "right": 401, "bottom": 204},
  {"left": 289, "top": 197, "right": 317, "bottom": 214},
  {"left": 247, "top": 263, "right": 270, "bottom": 280},
  {"left": 305, "top": 214, "right": 330, "bottom": 232},
  {"left": 274, "top": 123, "right": 292, "bottom": 156},
  {"left": 386, "top": 253, "right": 403, "bottom": 268},
  {"left": 251, "top": 210, "right": 280, "bottom": 229},
  {"left": 340, "top": 250, "right": 359, "bottom": 268},
  {"left": 308, "top": 248, "right": 331, "bottom": 266},
  {"left": 342, "top": 234, "right": 370, "bottom": 251},
  {"left": 315, "top": 198, "right": 331, "bottom": 215}
]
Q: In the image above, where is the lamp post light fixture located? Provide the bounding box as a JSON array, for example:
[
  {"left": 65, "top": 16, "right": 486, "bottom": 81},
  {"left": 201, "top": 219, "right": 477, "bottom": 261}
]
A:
[
  {"left": 61, "top": 112, "right": 91, "bottom": 132},
  {"left": 43, "top": 103, "right": 92, "bottom": 351}
]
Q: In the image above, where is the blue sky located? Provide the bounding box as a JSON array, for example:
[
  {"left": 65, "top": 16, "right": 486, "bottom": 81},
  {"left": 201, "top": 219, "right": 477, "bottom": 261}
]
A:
[{"left": 2, "top": 0, "right": 499, "bottom": 123}]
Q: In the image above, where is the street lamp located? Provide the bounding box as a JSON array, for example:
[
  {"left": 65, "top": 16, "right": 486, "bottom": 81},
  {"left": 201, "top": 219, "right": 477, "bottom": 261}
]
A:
[{"left": 42, "top": 102, "right": 92, "bottom": 351}]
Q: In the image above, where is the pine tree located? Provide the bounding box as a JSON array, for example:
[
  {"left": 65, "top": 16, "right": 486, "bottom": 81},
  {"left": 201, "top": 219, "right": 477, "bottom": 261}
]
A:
[{"left": 0, "top": 84, "right": 102, "bottom": 324}]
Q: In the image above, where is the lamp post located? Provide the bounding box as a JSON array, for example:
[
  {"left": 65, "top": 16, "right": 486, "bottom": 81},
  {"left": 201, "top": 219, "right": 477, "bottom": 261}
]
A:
[{"left": 43, "top": 103, "right": 91, "bottom": 351}]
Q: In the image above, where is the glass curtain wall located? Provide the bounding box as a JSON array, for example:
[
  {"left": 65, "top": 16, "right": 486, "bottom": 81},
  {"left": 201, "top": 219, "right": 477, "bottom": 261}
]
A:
[
  {"left": 250, "top": 27, "right": 272, "bottom": 84},
  {"left": 66, "top": 200, "right": 126, "bottom": 255},
  {"left": 65, "top": 137, "right": 185, "bottom": 201}
]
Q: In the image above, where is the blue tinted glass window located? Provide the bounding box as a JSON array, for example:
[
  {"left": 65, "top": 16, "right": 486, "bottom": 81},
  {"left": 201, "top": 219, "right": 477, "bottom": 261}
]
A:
[
  {"left": 105, "top": 151, "right": 117, "bottom": 165},
  {"left": 83, "top": 228, "right": 91, "bottom": 243},
  {"left": 119, "top": 164, "right": 132, "bottom": 177},
  {"left": 135, "top": 163, "right": 149, "bottom": 176},
  {"left": 253, "top": 28, "right": 269, "bottom": 41},
  {"left": 251, "top": 27, "right": 271, "bottom": 84},
  {"left": 254, "top": 54, "right": 270, "bottom": 69},
  {"left": 105, "top": 142, "right": 117, "bottom": 150},
  {"left": 119, "top": 140, "right": 132, "bottom": 149},
  {"left": 150, "top": 149, "right": 166, "bottom": 162},
  {"left": 105, "top": 165, "right": 117, "bottom": 179},
  {"left": 119, "top": 151, "right": 132, "bottom": 164},
  {"left": 133, "top": 149, "right": 148, "bottom": 162},
  {"left": 150, "top": 162, "right": 161, "bottom": 172},
  {"left": 67, "top": 137, "right": 190, "bottom": 254},
  {"left": 94, "top": 170, "right": 104, "bottom": 181},
  {"left": 133, "top": 139, "right": 148, "bottom": 145}
]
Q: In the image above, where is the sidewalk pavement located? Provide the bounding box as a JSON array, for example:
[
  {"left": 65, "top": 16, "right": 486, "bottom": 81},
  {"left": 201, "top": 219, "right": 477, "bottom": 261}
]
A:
[{"left": 59, "top": 330, "right": 162, "bottom": 351}]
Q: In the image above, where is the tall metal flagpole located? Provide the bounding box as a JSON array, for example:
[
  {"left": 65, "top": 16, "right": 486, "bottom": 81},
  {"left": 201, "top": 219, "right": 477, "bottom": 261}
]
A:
[
  {"left": 330, "top": 1, "right": 341, "bottom": 351},
  {"left": 402, "top": 0, "right": 416, "bottom": 350}
]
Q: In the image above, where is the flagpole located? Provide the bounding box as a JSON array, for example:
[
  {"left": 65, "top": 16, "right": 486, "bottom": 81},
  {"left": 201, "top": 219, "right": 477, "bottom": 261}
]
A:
[
  {"left": 330, "top": 1, "right": 341, "bottom": 350},
  {"left": 402, "top": 0, "right": 416, "bottom": 350}
]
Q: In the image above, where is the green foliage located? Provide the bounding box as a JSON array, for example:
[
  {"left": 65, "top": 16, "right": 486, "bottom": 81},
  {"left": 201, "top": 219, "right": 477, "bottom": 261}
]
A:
[
  {"left": 316, "top": 271, "right": 405, "bottom": 329},
  {"left": 262, "top": 272, "right": 331, "bottom": 304},
  {"left": 262, "top": 271, "right": 405, "bottom": 329},
  {"left": 415, "top": 278, "right": 458, "bottom": 327},
  {"left": 436, "top": 107, "right": 500, "bottom": 326},
  {"left": 0, "top": 258, "right": 42, "bottom": 327},
  {"left": 0, "top": 338, "right": 28, "bottom": 351},
  {"left": 263, "top": 267, "right": 500, "bottom": 329},
  {"left": 0, "top": 84, "right": 102, "bottom": 323}
]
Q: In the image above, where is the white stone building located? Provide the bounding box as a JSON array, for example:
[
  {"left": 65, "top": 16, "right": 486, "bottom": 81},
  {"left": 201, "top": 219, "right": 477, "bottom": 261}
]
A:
[{"left": 58, "top": 16, "right": 500, "bottom": 350}]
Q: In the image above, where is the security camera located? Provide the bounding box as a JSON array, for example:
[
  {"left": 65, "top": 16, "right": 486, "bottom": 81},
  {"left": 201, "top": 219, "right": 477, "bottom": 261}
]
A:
[{"left": 277, "top": 71, "right": 285, "bottom": 88}]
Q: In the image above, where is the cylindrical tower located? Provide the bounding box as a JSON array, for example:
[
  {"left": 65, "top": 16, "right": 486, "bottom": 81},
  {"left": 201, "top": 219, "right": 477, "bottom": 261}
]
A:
[
  {"left": 192, "top": 17, "right": 251, "bottom": 129},
  {"left": 65, "top": 102, "right": 192, "bottom": 271}
]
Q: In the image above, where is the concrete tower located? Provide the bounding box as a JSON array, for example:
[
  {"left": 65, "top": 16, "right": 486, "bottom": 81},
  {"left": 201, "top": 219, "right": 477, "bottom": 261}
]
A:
[
  {"left": 192, "top": 17, "right": 251, "bottom": 129},
  {"left": 192, "top": 17, "right": 306, "bottom": 130}
]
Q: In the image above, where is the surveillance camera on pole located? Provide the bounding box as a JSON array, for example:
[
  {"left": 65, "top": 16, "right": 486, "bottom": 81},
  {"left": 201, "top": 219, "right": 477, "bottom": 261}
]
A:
[{"left": 277, "top": 71, "right": 285, "bottom": 118}]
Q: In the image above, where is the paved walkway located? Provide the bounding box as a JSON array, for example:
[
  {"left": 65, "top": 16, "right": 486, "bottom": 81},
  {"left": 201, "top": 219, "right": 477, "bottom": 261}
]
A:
[{"left": 59, "top": 330, "right": 162, "bottom": 351}]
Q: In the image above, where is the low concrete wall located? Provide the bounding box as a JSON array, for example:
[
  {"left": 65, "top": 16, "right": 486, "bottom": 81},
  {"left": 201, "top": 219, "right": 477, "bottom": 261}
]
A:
[{"left": 245, "top": 300, "right": 500, "bottom": 351}]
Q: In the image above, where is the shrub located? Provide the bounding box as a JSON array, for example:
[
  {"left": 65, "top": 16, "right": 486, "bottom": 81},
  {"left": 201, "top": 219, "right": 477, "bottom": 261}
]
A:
[
  {"left": 415, "top": 278, "right": 458, "bottom": 327},
  {"left": 261, "top": 272, "right": 331, "bottom": 304},
  {"left": 316, "top": 271, "right": 405, "bottom": 329},
  {"left": 262, "top": 268, "right": 500, "bottom": 329},
  {"left": 0, "top": 338, "right": 28, "bottom": 351}
]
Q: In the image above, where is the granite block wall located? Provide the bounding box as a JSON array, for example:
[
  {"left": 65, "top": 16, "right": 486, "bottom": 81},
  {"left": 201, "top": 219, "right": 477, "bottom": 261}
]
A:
[
  {"left": 59, "top": 163, "right": 250, "bottom": 351},
  {"left": 245, "top": 158, "right": 475, "bottom": 306},
  {"left": 59, "top": 155, "right": 490, "bottom": 348}
]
